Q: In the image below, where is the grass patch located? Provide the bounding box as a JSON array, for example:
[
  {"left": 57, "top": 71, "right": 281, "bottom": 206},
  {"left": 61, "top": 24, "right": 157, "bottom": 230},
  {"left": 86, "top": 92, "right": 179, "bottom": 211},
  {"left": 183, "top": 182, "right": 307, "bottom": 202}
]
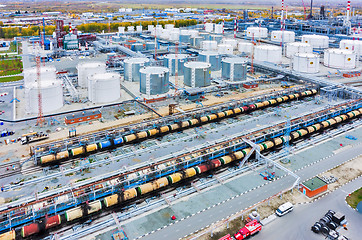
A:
[
  {"left": 0, "top": 58, "right": 23, "bottom": 76},
  {"left": 0, "top": 42, "right": 19, "bottom": 54},
  {"left": 0, "top": 75, "right": 23, "bottom": 82},
  {"left": 346, "top": 187, "right": 362, "bottom": 209}
]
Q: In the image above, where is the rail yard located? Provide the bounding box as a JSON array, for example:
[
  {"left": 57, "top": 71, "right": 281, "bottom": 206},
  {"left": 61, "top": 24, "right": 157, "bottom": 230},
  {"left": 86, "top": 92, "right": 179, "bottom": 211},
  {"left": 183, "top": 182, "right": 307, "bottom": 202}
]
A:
[{"left": 0, "top": 1, "right": 362, "bottom": 240}]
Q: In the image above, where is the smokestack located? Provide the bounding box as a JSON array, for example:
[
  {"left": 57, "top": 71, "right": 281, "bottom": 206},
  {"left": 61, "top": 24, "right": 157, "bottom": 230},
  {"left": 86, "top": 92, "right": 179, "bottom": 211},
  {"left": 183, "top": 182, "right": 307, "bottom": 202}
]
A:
[
  {"left": 234, "top": 16, "right": 237, "bottom": 38},
  {"left": 69, "top": 22, "right": 72, "bottom": 34},
  {"left": 347, "top": 1, "right": 351, "bottom": 22},
  {"left": 281, "top": 0, "right": 284, "bottom": 22}
]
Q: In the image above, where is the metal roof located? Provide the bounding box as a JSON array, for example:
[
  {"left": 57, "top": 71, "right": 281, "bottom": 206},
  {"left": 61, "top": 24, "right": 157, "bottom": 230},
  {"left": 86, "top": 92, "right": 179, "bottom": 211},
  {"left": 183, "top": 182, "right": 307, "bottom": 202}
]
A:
[
  {"left": 65, "top": 110, "right": 101, "bottom": 120},
  {"left": 302, "top": 176, "right": 327, "bottom": 191}
]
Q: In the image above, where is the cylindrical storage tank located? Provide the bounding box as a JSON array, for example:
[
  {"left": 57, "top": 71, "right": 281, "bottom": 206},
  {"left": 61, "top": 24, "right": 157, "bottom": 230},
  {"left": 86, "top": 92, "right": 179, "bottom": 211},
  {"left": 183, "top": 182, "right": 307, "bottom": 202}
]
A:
[
  {"left": 202, "top": 40, "right": 218, "bottom": 51},
  {"left": 211, "top": 34, "right": 223, "bottom": 43},
  {"left": 127, "top": 26, "right": 134, "bottom": 32},
  {"left": 246, "top": 27, "right": 268, "bottom": 38},
  {"left": 180, "top": 32, "right": 191, "bottom": 43},
  {"left": 293, "top": 53, "right": 320, "bottom": 73},
  {"left": 164, "top": 54, "right": 189, "bottom": 76},
  {"left": 136, "top": 25, "right": 142, "bottom": 32},
  {"left": 190, "top": 37, "right": 203, "bottom": 47},
  {"left": 184, "top": 61, "right": 211, "bottom": 87},
  {"left": 188, "top": 30, "right": 199, "bottom": 38},
  {"left": 88, "top": 72, "right": 120, "bottom": 103},
  {"left": 24, "top": 66, "right": 58, "bottom": 88},
  {"left": 199, "top": 32, "right": 210, "bottom": 40},
  {"left": 205, "top": 23, "right": 214, "bottom": 32},
  {"left": 218, "top": 44, "right": 233, "bottom": 55},
  {"left": 140, "top": 67, "right": 169, "bottom": 95},
  {"left": 222, "top": 39, "right": 238, "bottom": 49},
  {"left": 146, "top": 41, "right": 157, "bottom": 50},
  {"left": 323, "top": 49, "right": 356, "bottom": 69},
  {"left": 148, "top": 25, "right": 155, "bottom": 31},
  {"left": 214, "top": 24, "right": 223, "bottom": 34},
  {"left": 124, "top": 57, "right": 150, "bottom": 82},
  {"left": 285, "top": 42, "right": 313, "bottom": 58},
  {"left": 238, "top": 42, "right": 253, "bottom": 54},
  {"left": 254, "top": 45, "right": 282, "bottom": 64},
  {"left": 77, "top": 62, "right": 106, "bottom": 88},
  {"left": 270, "top": 30, "right": 295, "bottom": 43},
  {"left": 340, "top": 40, "right": 362, "bottom": 56},
  {"left": 165, "top": 24, "right": 174, "bottom": 30},
  {"left": 222, "top": 57, "right": 247, "bottom": 81},
  {"left": 25, "top": 80, "right": 63, "bottom": 114},
  {"left": 160, "top": 29, "right": 171, "bottom": 40},
  {"left": 169, "top": 29, "right": 180, "bottom": 41},
  {"left": 198, "top": 51, "right": 221, "bottom": 71},
  {"left": 302, "top": 35, "right": 329, "bottom": 49},
  {"left": 131, "top": 43, "right": 143, "bottom": 51},
  {"left": 118, "top": 26, "right": 125, "bottom": 34}
]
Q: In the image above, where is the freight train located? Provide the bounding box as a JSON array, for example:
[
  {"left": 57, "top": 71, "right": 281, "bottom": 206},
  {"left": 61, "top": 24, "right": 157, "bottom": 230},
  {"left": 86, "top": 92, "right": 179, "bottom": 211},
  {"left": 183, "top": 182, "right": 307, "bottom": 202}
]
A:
[
  {"left": 1, "top": 107, "right": 361, "bottom": 240},
  {"left": 39, "top": 89, "right": 318, "bottom": 165}
]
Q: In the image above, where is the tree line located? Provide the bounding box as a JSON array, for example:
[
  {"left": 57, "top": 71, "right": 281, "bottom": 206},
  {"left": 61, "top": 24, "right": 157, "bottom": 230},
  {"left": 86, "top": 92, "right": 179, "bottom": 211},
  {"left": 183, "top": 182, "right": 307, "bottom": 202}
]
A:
[{"left": 0, "top": 19, "right": 198, "bottom": 39}]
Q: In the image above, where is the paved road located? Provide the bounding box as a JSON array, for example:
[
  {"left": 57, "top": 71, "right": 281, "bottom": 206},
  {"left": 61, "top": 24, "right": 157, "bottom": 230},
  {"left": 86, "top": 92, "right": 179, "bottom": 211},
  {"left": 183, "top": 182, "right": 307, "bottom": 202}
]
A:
[
  {"left": 254, "top": 177, "right": 362, "bottom": 240},
  {"left": 141, "top": 143, "right": 362, "bottom": 240}
]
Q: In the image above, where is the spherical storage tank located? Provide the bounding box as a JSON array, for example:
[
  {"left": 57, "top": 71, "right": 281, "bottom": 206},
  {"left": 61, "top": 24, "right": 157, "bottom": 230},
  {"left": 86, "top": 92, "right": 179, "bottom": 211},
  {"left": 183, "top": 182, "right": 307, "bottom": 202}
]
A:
[
  {"left": 198, "top": 51, "right": 221, "bottom": 71},
  {"left": 324, "top": 49, "right": 356, "bottom": 69},
  {"left": 201, "top": 40, "right": 218, "bottom": 51},
  {"left": 140, "top": 67, "right": 169, "bottom": 95},
  {"left": 77, "top": 62, "right": 106, "bottom": 88},
  {"left": 254, "top": 45, "right": 282, "bottom": 64},
  {"left": 164, "top": 54, "right": 189, "bottom": 76},
  {"left": 270, "top": 30, "right": 295, "bottom": 43},
  {"left": 340, "top": 40, "right": 362, "bottom": 55},
  {"left": 302, "top": 35, "right": 329, "bottom": 49},
  {"left": 124, "top": 57, "right": 150, "bottom": 82},
  {"left": 246, "top": 27, "right": 268, "bottom": 38},
  {"left": 218, "top": 44, "right": 233, "bottom": 55},
  {"left": 222, "top": 57, "right": 247, "bottom": 81},
  {"left": 184, "top": 62, "right": 211, "bottom": 87},
  {"left": 293, "top": 53, "right": 320, "bottom": 73},
  {"left": 285, "top": 42, "right": 313, "bottom": 58},
  {"left": 238, "top": 42, "right": 253, "bottom": 54},
  {"left": 24, "top": 67, "right": 63, "bottom": 114},
  {"left": 88, "top": 73, "right": 120, "bottom": 104}
]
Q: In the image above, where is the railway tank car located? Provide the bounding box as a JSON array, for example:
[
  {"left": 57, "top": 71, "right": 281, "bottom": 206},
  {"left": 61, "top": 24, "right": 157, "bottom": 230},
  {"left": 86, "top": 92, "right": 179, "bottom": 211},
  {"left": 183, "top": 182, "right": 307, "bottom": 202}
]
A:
[
  {"left": 1, "top": 107, "right": 361, "bottom": 240},
  {"left": 39, "top": 89, "right": 319, "bottom": 166}
]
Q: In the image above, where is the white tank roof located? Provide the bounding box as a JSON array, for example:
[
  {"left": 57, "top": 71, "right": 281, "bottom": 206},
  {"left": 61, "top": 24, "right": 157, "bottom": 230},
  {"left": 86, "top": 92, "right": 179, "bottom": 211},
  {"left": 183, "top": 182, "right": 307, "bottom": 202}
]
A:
[
  {"left": 295, "top": 53, "right": 319, "bottom": 58},
  {"left": 140, "top": 66, "right": 169, "bottom": 74},
  {"left": 222, "top": 57, "right": 246, "bottom": 64},
  {"left": 184, "top": 61, "right": 211, "bottom": 69},
  {"left": 124, "top": 57, "right": 150, "bottom": 64},
  {"left": 164, "top": 54, "right": 189, "bottom": 59},
  {"left": 325, "top": 48, "right": 353, "bottom": 55}
]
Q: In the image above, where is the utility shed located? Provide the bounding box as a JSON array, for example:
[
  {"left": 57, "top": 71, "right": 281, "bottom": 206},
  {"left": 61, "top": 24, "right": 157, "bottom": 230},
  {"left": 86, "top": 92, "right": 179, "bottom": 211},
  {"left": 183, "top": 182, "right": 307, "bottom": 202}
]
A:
[
  {"left": 300, "top": 176, "right": 328, "bottom": 198},
  {"left": 65, "top": 110, "right": 102, "bottom": 125}
]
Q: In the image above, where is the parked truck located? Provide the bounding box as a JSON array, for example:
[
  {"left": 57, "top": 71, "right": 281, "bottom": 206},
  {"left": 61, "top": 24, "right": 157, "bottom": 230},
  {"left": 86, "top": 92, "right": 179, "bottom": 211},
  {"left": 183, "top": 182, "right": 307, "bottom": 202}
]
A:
[
  {"left": 234, "top": 220, "right": 262, "bottom": 240},
  {"left": 21, "top": 132, "right": 49, "bottom": 145}
]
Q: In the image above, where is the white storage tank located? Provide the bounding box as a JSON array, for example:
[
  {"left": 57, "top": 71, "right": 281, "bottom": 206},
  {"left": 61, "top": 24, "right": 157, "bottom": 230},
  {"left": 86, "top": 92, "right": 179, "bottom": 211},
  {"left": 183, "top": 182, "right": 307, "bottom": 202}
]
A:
[
  {"left": 140, "top": 67, "right": 169, "bottom": 95},
  {"left": 285, "top": 42, "right": 313, "bottom": 58},
  {"left": 184, "top": 61, "right": 211, "bottom": 87},
  {"left": 211, "top": 34, "right": 223, "bottom": 43},
  {"left": 205, "top": 23, "right": 214, "bottom": 33},
  {"left": 124, "top": 58, "right": 150, "bottom": 82},
  {"left": 222, "top": 39, "right": 238, "bottom": 49},
  {"left": 238, "top": 42, "right": 253, "bottom": 54},
  {"left": 188, "top": 30, "right": 199, "bottom": 38},
  {"left": 201, "top": 40, "right": 218, "bottom": 51},
  {"left": 246, "top": 27, "right": 268, "bottom": 38},
  {"left": 222, "top": 57, "right": 247, "bottom": 81},
  {"left": 301, "top": 35, "right": 329, "bottom": 49},
  {"left": 88, "top": 72, "right": 120, "bottom": 104},
  {"left": 190, "top": 37, "right": 204, "bottom": 48},
  {"left": 254, "top": 45, "right": 282, "bottom": 64},
  {"left": 24, "top": 66, "right": 58, "bottom": 88},
  {"left": 148, "top": 25, "right": 155, "bottom": 31},
  {"left": 118, "top": 27, "right": 125, "bottom": 34},
  {"left": 136, "top": 26, "right": 142, "bottom": 32},
  {"left": 324, "top": 48, "right": 357, "bottom": 69},
  {"left": 77, "top": 62, "right": 106, "bottom": 88},
  {"left": 198, "top": 51, "right": 221, "bottom": 71},
  {"left": 293, "top": 53, "right": 320, "bottom": 73},
  {"left": 270, "top": 30, "right": 295, "bottom": 43},
  {"left": 165, "top": 24, "right": 174, "bottom": 30},
  {"left": 164, "top": 54, "right": 189, "bottom": 76},
  {"left": 127, "top": 26, "right": 135, "bottom": 32},
  {"left": 340, "top": 40, "right": 362, "bottom": 56},
  {"left": 199, "top": 32, "right": 210, "bottom": 40},
  {"left": 214, "top": 24, "right": 223, "bottom": 34},
  {"left": 218, "top": 44, "right": 233, "bottom": 55},
  {"left": 25, "top": 80, "right": 63, "bottom": 114},
  {"left": 170, "top": 29, "right": 180, "bottom": 41}
]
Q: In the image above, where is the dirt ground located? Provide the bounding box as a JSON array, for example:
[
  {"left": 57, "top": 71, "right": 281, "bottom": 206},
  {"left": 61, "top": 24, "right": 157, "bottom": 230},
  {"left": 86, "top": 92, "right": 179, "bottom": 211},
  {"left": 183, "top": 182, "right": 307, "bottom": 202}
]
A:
[
  {"left": 0, "top": 87, "right": 281, "bottom": 160},
  {"left": 184, "top": 156, "right": 362, "bottom": 240}
]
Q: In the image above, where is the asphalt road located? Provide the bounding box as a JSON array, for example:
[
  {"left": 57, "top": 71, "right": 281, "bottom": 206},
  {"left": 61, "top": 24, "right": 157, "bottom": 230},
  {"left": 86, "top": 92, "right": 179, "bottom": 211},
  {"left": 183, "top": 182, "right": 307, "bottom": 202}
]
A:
[
  {"left": 253, "top": 177, "right": 362, "bottom": 240},
  {"left": 140, "top": 143, "right": 362, "bottom": 240}
]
